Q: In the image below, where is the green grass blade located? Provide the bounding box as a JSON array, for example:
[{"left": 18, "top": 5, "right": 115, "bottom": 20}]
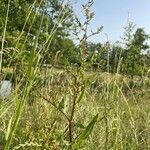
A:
[{"left": 73, "top": 114, "right": 98, "bottom": 149}]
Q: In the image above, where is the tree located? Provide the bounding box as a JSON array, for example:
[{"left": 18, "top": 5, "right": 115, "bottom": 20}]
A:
[
  {"left": 0, "top": 0, "right": 74, "bottom": 68},
  {"left": 44, "top": 38, "right": 80, "bottom": 66},
  {"left": 85, "top": 42, "right": 111, "bottom": 71},
  {"left": 123, "top": 28, "right": 149, "bottom": 77},
  {"left": 109, "top": 21, "right": 149, "bottom": 76},
  {"left": 109, "top": 45, "right": 123, "bottom": 73}
]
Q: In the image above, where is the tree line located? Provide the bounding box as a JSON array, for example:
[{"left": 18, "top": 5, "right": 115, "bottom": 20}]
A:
[{"left": 0, "top": 0, "right": 149, "bottom": 77}]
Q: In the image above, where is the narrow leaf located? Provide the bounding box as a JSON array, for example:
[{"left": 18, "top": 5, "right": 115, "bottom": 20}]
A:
[
  {"left": 58, "top": 97, "right": 65, "bottom": 110},
  {"left": 6, "top": 117, "right": 13, "bottom": 141},
  {"left": 75, "top": 122, "right": 85, "bottom": 129},
  {"left": 76, "top": 88, "right": 85, "bottom": 104},
  {"left": 73, "top": 114, "right": 98, "bottom": 149}
]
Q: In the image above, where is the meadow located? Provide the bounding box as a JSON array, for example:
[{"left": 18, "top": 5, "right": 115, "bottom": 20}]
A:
[
  {"left": 0, "top": 67, "right": 150, "bottom": 149},
  {"left": 0, "top": 0, "right": 150, "bottom": 149}
]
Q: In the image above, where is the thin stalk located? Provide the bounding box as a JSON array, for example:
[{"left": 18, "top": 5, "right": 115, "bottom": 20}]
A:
[
  {"left": 0, "top": 0, "right": 11, "bottom": 73},
  {"left": 69, "top": 75, "right": 78, "bottom": 150},
  {"left": 4, "top": 81, "right": 32, "bottom": 149},
  {"left": 104, "top": 35, "right": 110, "bottom": 150}
]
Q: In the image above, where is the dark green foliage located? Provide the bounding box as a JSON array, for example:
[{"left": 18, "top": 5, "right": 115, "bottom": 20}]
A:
[
  {"left": 122, "top": 27, "right": 149, "bottom": 76},
  {"left": 109, "top": 24, "right": 149, "bottom": 76},
  {"left": 86, "top": 42, "right": 108, "bottom": 71},
  {"left": 1, "top": 1, "right": 149, "bottom": 75},
  {"left": 0, "top": 0, "right": 75, "bottom": 68},
  {"left": 109, "top": 45, "right": 122, "bottom": 73},
  {"left": 45, "top": 38, "right": 81, "bottom": 66}
]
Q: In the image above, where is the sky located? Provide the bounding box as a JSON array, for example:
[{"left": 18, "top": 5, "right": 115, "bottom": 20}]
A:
[{"left": 73, "top": 0, "right": 150, "bottom": 44}]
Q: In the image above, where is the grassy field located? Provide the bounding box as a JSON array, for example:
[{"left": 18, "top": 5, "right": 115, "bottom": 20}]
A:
[
  {"left": 0, "top": 1, "right": 149, "bottom": 149},
  {"left": 0, "top": 68, "right": 150, "bottom": 149}
]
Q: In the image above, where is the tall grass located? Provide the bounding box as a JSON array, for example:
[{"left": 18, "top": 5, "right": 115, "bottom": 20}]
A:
[
  {"left": 0, "top": 0, "right": 70, "bottom": 149},
  {"left": 0, "top": 0, "right": 150, "bottom": 149}
]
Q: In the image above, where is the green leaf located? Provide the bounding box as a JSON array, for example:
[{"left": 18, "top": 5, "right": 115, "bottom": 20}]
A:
[
  {"left": 58, "top": 97, "right": 65, "bottom": 110},
  {"left": 75, "top": 122, "right": 85, "bottom": 129},
  {"left": 76, "top": 88, "right": 85, "bottom": 104},
  {"left": 6, "top": 117, "right": 13, "bottom": 141},
  {"left": 73, "top": 114, "right": 98, "bottom": 149}
]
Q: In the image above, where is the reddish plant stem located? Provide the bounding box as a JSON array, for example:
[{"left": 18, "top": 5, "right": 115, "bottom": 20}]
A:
[{"left": 68, "top": 76, "right": 78, "bottom": 150}]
